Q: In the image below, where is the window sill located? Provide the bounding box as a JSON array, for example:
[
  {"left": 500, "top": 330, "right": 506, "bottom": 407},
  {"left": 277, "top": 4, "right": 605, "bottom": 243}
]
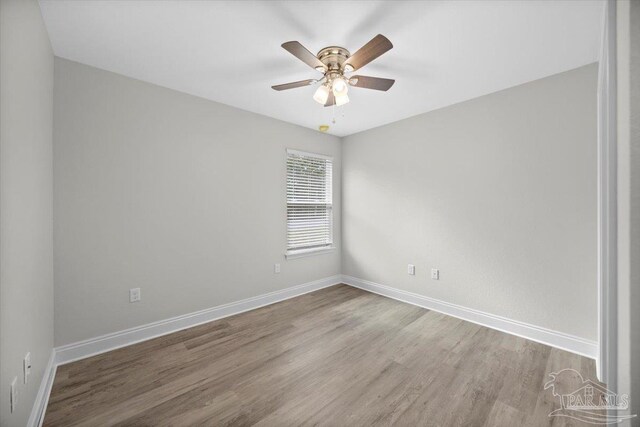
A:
[{"left": 285, "top": 246, "right": 336, "bottom": 260}]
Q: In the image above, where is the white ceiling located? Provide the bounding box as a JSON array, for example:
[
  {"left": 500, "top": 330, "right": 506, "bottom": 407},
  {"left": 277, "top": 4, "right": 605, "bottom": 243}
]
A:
[{"left": 39, "top": 0, "right": 604, "bottom": 137}]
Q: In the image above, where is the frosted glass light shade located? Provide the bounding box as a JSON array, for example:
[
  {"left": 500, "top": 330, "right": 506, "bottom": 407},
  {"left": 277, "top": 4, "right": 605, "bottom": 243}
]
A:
[
  {"left": 332, "top": 78, "right": 348, "bottom": 96},
  {"left": 335, "top": 93, "right": 349, "bottom": 106},
  {"left": 313, "top": 85, "right": 330, "bottom": 104}
]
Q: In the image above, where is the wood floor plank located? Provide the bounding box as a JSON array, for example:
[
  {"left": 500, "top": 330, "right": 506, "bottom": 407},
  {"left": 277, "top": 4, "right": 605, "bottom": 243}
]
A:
[{"left": 44, "top": 284, "right": 599, "bottom": 426}]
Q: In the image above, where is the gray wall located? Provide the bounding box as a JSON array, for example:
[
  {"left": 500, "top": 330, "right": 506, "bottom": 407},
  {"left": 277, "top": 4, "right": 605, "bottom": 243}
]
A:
[
  {"left": 342, "top": 64, "right": 598, "bottom": 341},
  {"left": 0, "top": 0, "right": 54, "bottom": 425},
  {"left": 53, "top": 58, "right": 342, "bottom": 346}
]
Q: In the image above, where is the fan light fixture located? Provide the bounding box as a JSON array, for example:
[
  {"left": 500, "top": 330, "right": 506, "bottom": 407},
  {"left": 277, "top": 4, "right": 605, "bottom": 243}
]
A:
[
  {"left": 335, "top": 93, "right": 349, "bottom": 106},
  {"left": 332, "top": 78, "right": 348, "bottom": 96},
  {"left": 271, "top": 35, "right": 395, "bottom": 108},
  {"left": 313, "top": 85, "right": 330, "bottom": 105}
]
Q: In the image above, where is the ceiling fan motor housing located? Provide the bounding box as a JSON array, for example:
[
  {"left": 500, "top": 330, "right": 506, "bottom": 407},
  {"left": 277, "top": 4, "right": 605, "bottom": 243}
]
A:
[{"left": 317, "top": 46, "right": 351, "bottom": 73}]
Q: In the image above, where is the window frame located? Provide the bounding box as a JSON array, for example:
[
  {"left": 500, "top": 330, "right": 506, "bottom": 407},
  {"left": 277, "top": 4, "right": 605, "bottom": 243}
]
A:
[{"left": 285, "top": 149, "right": 335, "bottom": 259}]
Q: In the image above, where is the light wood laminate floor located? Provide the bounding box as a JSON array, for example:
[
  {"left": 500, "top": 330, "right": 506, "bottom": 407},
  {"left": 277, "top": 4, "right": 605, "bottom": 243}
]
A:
[{"left": 44, "top": 284, "right": 599, "bottom": 426}]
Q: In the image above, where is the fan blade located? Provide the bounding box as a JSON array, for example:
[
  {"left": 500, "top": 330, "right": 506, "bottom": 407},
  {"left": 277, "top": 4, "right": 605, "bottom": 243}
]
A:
[
  {"left": 324, "top": 91, "right": 335, "bottom": 107},
  {"left": 348, "top": 75, "right": 395, "bottom": 91},
  {"left": 344, "top": 34, "right": 393, "bottom": 71},
  {"left": 282, "top": 41, "right": 326, "bottom": 71},
  {"left": 272, "top": 79, "right": 317, "bottom": 91}
]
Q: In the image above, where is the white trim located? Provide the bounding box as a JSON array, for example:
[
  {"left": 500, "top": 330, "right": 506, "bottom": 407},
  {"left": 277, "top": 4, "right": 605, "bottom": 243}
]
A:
[
  {"left": 342, "top": 275, "right": 598, "bottom": 359},
  {"left": 286, "top": 148, "right": 333, "bottom": 161},
  {"left": 285, "top": 246, "right": 335, "bottom": 259},
  {"left": 35, "top": 274, "right": 598, "bottom": 424},
  {"left": 55, "top": 275, "right": 342, "bottom": 365},
  {"left": 596, "top": 0, "right": 617, "bottom": 386},
  {"left": 27, "top": 349, "right": 57, "bottom": 427}
]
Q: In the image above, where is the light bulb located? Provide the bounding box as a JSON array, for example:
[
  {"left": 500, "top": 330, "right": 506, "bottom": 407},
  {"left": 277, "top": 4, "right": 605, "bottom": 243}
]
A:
[
  {"left": 332, "top": 78, "right": 348, "bottom": 96},
  {"left": 335, "top": 93, "right": 349, "bottom": 106},
  {"left": 313, "top": 84, "right": 330, "bottom": 104}
]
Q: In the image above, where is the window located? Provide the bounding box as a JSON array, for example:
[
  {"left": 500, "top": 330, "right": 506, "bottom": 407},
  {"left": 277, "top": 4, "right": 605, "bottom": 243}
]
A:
[{"left": 286, "top": 149, "right": 333, "bottom": 257}]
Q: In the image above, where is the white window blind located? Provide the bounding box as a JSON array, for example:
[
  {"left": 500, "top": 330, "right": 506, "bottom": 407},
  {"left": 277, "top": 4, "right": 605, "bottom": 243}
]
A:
[{"left": 286, "top": 149, "right": 333, "bottom": 254}]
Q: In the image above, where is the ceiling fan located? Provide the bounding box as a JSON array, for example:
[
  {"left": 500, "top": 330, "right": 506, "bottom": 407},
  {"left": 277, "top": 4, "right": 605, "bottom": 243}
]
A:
[{"left": 271, "top": 34, "right": 395, "bottom": 107}]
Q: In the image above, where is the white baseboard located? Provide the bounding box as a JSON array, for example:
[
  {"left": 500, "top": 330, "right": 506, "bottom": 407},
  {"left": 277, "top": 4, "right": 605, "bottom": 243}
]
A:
[
  {"left": 27, "top": 349, "right": 57, "bottom": 427},
  {"left": 341, "top": 275, "right": 598, "bottom": 359},
  {"left": 54, "top": 274, "right": 598, "bottom": 365},
  {"left": 37, "top": 273, "right": 596, "bottom": 426},
  {"left": 55, "top": 275, "right": 342, "bottom": 365}
]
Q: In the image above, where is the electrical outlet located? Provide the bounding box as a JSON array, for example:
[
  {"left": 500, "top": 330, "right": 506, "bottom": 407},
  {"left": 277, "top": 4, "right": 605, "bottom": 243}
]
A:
[
  {"left": 129, "top": 288, "right": 141, "bottom": 303},
  {"left": 431, "top": 268, "right": 440, "bottom": 280},
  {"left": 408, "top": 264, "right": 415, "bottom": 275},
  {"left": 10, "top": 377, "right": 17, "bottom": 412},
  {"left": 23, "top": 352, "right": 31, "bottom": 384},
  {"left": 274, "top": 263, "right": 281, "bottom": 274}
]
